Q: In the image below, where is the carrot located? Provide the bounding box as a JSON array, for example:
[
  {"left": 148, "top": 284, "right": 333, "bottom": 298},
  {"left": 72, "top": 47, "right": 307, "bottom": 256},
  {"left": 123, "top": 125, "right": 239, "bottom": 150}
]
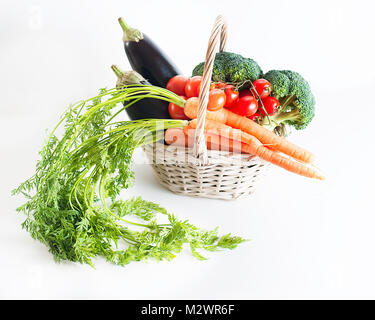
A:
[
  {"left": 164, "top": 127, "right": 248, "bottom": 153},
  {"left": 164, "top": 128, "right": 187, "bottom": 147},
  {"left": 165, "top": 127, "right": 235, "bottom": 151},
  {"left": 184, "top": 97, "right": 315, "bottom": 164},
  {"left": 165, "top": 128, "right": 244, "bottom": 153},
  {"left": 188, "top": 118, "right": 259, "bottom": 146},
  {"left": 186, "top": 119, "right": 324, "bottom": 180},
  {"left": 184, "top": 128, "right": 249, "bottom": 153}
]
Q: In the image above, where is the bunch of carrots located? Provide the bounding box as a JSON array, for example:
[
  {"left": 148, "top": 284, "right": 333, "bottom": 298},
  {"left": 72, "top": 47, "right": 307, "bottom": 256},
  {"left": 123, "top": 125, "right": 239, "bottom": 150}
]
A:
[{"left": 164, "top": 96, "right": 324, "bottom": 180}]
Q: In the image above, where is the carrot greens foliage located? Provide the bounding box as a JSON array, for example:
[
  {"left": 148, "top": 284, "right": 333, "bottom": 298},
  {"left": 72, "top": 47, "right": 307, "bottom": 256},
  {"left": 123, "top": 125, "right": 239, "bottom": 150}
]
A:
[{"left": 12, "top": 85, "right": 246, "bottom": 267}]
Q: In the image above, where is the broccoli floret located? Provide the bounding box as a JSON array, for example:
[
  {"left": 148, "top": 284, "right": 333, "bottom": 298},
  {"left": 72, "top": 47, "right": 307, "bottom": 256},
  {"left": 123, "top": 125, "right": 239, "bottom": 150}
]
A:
[
  {"left": 281, "top": 70, "right": 310, "bottom": 97},
  {"left": 263, "top": 70, "right": 290, "bottom": 99},
  {"left": 262, "top": 70, "right": 315, "bottom": 130},
  {"left": 192, "top": 51, "right": 263, "bottom": 84}
]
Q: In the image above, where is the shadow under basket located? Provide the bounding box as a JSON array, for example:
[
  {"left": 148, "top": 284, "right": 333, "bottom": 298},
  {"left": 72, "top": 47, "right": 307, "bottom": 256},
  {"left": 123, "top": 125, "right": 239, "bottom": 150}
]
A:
[{"left": 142, "top": 142, "right": 270, "bottom": 200}]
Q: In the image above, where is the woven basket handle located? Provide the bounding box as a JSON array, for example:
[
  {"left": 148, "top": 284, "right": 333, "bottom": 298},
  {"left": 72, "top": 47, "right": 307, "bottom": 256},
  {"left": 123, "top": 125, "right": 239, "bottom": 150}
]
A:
[{"left": 192, "top": 15, "right": 228, "bottom": 163}]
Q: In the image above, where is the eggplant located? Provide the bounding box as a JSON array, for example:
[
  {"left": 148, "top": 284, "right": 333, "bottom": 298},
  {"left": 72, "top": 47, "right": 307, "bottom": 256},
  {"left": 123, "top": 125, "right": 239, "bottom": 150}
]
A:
[
  {"left": 118, "top": 18, "right": 181, "bottom": 88},
  {"left": 111, "top": 65, "right": 170, "bottom": 120}
]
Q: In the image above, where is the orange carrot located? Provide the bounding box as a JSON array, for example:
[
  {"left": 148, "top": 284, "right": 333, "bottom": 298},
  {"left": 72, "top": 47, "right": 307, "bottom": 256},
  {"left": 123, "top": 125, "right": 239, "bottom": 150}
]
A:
[
  {"left": 184, "top": 128, "right": 250, "bottom": 153},
  {"left": 164, "top": 128, "right": 187, "bottom": 147},
  {"left": 165, "top": 128, "right": 244, "bottom": 153},
  {"left": 186, "top": 119, "right": 324, "bottom": 180},
  {"left": 184, "top": 97, "right": 315, "bottom": 164}
]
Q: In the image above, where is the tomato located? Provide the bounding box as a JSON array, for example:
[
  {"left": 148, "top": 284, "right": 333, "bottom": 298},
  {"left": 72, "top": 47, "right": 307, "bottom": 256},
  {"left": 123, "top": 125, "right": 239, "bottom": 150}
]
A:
[
  {"left": 166, "top": 75, "right": 189, "bottom": 96},
  {"left": 168, "top": 96, "right": 189, "bottom": 120},
  {"left": 207, "top": 89, "right": 226, "bottom": 111},
  {"left": 197, "top": 82, "right": 216, "bottom": 96},
  {"left": 258, "top": 96, "right": 280, "bottom": 116},
  {"left": 185, "top": 76, "right": 202, "bottom": 98},
  {"left": 212, "top": 82, "right": 226, "bottom": 90},
  {"left": 196, "top": 83, "right": 238, "bottom": 109},
  {"left": 223, "top": 85, "right": 239, "bottom": 108},
  {"left": 249, "top": 112, "right": 261, "bottom": 121},
  {"left": 250, "top": 79, "right": 272, "bottom": 99},
  {"left": 230, "top": 96, "right": 258, "bottom": 117},
  {"left": 239, "top": 89, "right": 252, "bottom": 97}
]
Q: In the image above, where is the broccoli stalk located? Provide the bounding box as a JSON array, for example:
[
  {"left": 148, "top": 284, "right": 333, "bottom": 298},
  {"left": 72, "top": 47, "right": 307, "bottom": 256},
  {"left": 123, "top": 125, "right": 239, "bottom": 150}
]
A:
[{"left": 269, "top": 106, "right": 305, "bottom": 127}]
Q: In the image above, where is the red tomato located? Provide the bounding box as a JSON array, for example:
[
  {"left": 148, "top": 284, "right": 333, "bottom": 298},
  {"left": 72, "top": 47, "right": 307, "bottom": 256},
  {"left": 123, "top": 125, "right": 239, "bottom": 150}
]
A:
[
  {"left": 207, "top": 89, "right": 226, "bottom": 111},
  {"left": 223, "top": 85, "right": 239, "bottom": 108},
  {"left": 249, "top": 112, "right": 261, "bottom": 121},
  {"left": 258, "top": 96, "right": 280, "bottom": 116},
  {"left": 185, "top": 76, "right": 202, "bottom": 98},
  {"left": 213, "top": 82, "right": 226, "bottom": 90},
  {"left": 166, "top": 75, "right": 189, "bottom": 96},
  {"left": 168, "top": 96, "right": 189, "bottom": 120},
  {"left": 239, "top": 89, "right": 252, "bottom": 97},
  {"left": 250, "top": 79, "right": 272, "bottom": 99},
  {"left": 230, "top": 96, "right": 258, "bottom": 117},
  {"left": 197, "top": 82, "right": 216, "bottom": 96}
]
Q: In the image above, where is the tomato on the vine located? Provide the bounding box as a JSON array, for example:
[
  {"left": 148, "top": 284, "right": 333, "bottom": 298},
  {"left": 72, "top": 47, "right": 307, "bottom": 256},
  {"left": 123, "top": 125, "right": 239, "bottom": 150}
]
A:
[
  {"left": 258, "top": 96, "right": 280, "bottom": 116},
  {"left": 195, "top": 82, "right": 238, "bottom": 109},
  {"left": 185, "top": 76, "right": 202, "bottom": 98},
  {"left": 229, "top": 96, "right": 258, "bottom": 117},
  {"left": 223, "top": 85, "right": 239, "bottom": 108},
  {"left": 249, "top": 112, "right": 261, "bottom": 121},
  {"left": 250, "top": 79, "right": 272, "bottom": 99},
  {"left": 168, "top": 96, "right": 189, "bottom": 120},
  {"left": 197, "top": 82, "right": 216, "bottom": 96},
  {"left": 166, "top": 75, "right": 189, "bottom": 96},
  {"left": 207, "top": 89, "right": 226, "bottom": 111},
  {"left": 213, "top": 82, "right": 226, "bottom": 90},
  {"left": 239, "top": 89, "right": 252, "bottom": 98}
]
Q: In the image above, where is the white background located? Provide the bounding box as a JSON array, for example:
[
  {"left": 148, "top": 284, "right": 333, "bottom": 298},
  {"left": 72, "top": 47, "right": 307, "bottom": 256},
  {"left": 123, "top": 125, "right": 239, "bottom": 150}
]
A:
[{"left": 1, "top": 0, "right": 375, "bottom": 299}]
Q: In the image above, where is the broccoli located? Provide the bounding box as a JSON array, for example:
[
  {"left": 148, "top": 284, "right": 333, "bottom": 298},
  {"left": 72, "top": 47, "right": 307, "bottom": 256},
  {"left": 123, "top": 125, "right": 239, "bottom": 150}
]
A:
[
  {"left": 263, "top": 70, "right": 290, "bottom": 99},
  {"left": 262, "top": 70, "right": 315, "bottom": 130},
  {"left": 192, "top": 51, "right": 263, "bottom": 84}
]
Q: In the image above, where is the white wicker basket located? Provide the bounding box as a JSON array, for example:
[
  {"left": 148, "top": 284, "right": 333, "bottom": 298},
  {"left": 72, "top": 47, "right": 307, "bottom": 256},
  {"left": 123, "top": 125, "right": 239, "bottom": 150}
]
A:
[{"left": 143, "top": 15, "right": 270, "bottom": 200}]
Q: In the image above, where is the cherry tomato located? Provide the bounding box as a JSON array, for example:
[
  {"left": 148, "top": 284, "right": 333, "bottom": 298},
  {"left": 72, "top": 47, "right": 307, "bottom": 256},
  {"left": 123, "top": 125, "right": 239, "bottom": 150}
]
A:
[
  {"left": 185, "top": 76, "right": 202, "bottom": 98},
  {"left": 230, "top": 96, "right": 258, "bottom": 117},
  {"left": 250, "top": 79, "right": 272, "bottom": 99},
  {"left": 258, "top": 96, "right": 280, "bottom": 116},
  {"left": 213, "top": 82, "right": 226, "bottom": 90},
  {"left": 197, "top": 82, "right": 216, "bottom": 96},
  {"left": 207, "top": 89, "right": 226, "bottom": 111},
  {"left": 166, "top": 75, "right": 189, "bottom": 96},
  {"left": 196, "top": 83, "right": 238, "bottom": 110},
  {"left": 239, "top": 89, "right": 252, "bottom": 97},
  {"left": 249, "top": 112, "right": 261, "bottom": 121},
  {"left": 168, "top": 96, "right": 189, "bottom": 120},
  {"left": 223, "top": 85, "right": 239, "bottom": 108}
]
